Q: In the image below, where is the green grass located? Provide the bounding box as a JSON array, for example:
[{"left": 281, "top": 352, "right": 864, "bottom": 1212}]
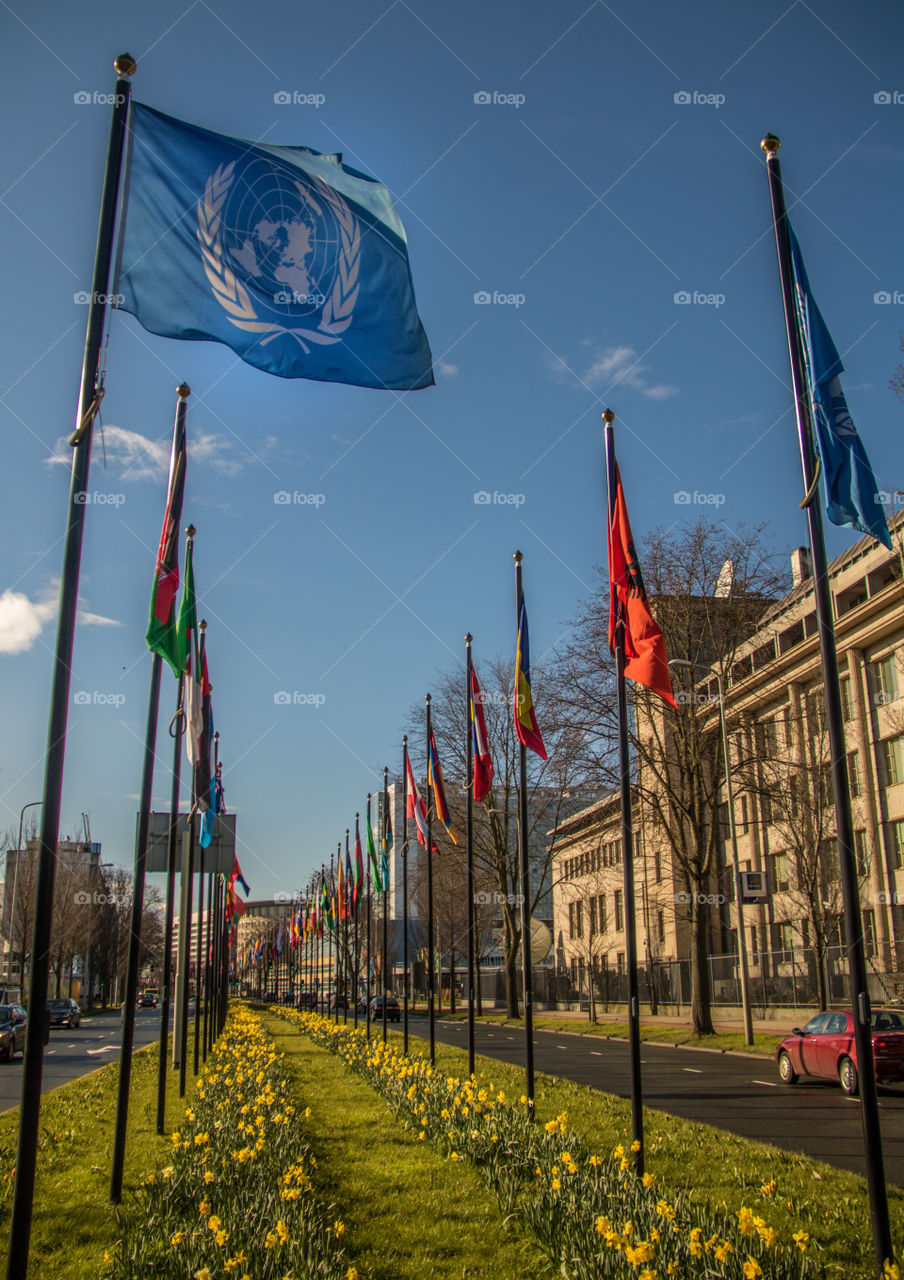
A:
[
  {"left": 292, "top": 1014, "right": 902, "bottom": 1280},
  {"left": 260, "top": 1013, "right": 553, "bottom": 1280},
  {"left": 0, "top": 1037, "right": 198, "bottom": 1279}
]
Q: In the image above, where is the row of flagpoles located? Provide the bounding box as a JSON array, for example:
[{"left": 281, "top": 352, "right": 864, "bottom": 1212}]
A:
[{"left": 5, "top": 48, "right": 896, "bottom": 1279}]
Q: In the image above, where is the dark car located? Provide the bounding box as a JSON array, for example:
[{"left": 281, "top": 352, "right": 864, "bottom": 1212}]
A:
[
  {"left": 0, "top": 1005, "right": 26, "bottom": 1061},
  {"left": 371, "top": 996, "right": 401, "bottom": 1023},
  {"left": 138, "top": 990, "right": 158, "bottom": 1008},
  {"left": 777, "top": 1008, "right": 904, "bottom": 1094},
  {"left": 46, "top": 998, "right": 80, "bottom": 1028},
  {"left": 328, "top": 993, "right": 349, "bottom": 1012}
]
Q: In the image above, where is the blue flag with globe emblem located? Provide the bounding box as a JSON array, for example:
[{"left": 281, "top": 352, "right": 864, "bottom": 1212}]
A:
[{"left": 116, "top": 103, "right": 434, "bottom": 390}]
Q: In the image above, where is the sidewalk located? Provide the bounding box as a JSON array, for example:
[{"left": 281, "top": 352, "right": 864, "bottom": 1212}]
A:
[{"left": 529, "top": 1007, "right": 805, "bottom": 1036}]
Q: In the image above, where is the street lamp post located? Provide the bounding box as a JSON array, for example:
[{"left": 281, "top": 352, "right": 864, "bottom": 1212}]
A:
[
  {"left": 669, "top": 660, "right": 755, "bottom": 1046},
  {"left": 8, "top": 803, "right": 42, "bottom": 995}
]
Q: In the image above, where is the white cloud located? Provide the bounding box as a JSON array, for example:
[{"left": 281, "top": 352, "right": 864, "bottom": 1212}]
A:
[
  {"left": 438, "top": 361, "right": 459, "bottom": 377},
  {"left": 0, "top": 587, "right": 120, "bottom": 655},
  {"left": 547, "top": 343, "right": 678, "bottom": 401},
  {"left": 47, "top": 425, "right": 249, "bottom": 480}
]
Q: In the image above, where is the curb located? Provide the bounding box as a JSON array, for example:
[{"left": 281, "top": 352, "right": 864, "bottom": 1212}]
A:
[{"left": 458, "top": 1018, "right": 778, "bottom": 1063}]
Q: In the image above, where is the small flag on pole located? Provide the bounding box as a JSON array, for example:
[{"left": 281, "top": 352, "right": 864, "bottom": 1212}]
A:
[
  {"left": 469, "top": 665, "right": 494, "bottom": 802},
  {"left": 788, "top": 226, "right": 891, "bottom": 549},
  {"left": 353, "top": 817, "right": 364, "bottom": 914},
  {"left": 514, "top": 575, "right": 547, "bottom": 760},
  {"left": 177, "top": 537, "right": 204, "bottom": 763},
  {"left": 118, "top": 103, "right": 434, "bottom": 391},
  {"left": 607, "top": 462, "right": 676, "bottom": 707},
  {"left": 427, "top": 729, "right": 457, "bottom": 844},
  {"left": 146, "top": 391, "right": 187, "bottom": 674},
  {"left": 405, "top": 746, "right": 435, "bottom": 851},
  {"left": 366, "top": 806, "right": 383, "bottom": 892},
  {"left": 381, "top": 794, "right": 392, "bottom": 887}
]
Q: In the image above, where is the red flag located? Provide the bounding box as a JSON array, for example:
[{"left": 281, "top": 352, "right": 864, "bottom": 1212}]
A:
[
  {"left": 607, "top": 464, "right": 676, "bottom": 707},
  {"left": 469, "top": 665, "right": 494, "bottom": 802},
  {"left": 405, "top": 746, "right": 437, "bottom": 851}
]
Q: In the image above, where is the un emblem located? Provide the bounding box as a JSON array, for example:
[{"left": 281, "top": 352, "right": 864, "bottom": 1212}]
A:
[{"left": 196, "top": 155, "right": 360, "bottom": 353}]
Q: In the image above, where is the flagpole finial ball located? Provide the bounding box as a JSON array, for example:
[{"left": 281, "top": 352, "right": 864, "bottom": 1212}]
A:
[
  {"left": 177, "top": 383, "right": 191, "bottom": 398},
  {"left": 426, "top": 692, "right": 431, "bottom": 704},
  {"left": 761, "top": 134, "right": 781, "bottom": 156},
  {"left": 200, "top": 619, "right": 207, "bottom": 631},
  {"left": 186, "top": 524, "right": 196, "bottom": 538},
  {"left": 514, "top": 550, "right": 523, "bottom": 563},
  {"left": 114, "top": 53, "right": 137, "bottom": 77},
  {"left": 403, "top": 734, "right": 408, "bottom": 744},
  {"left": 602, "top": 408, "right": 615, "bottom": 425},
  {"left": 465, "top": 632, "right": 473, "bottom": 644}
]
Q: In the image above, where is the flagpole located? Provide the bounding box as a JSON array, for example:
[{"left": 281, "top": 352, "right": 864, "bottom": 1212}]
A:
[
  {"left": 602, "top": 416, "right": 645, "bottom": 1174},
  {"left": 353, "top": 822, "right": 360, "bottom": 1028},
  {"left": 5, "top": 53, "right": 135, "bottom": 1275},
  {"left": 366, "top": 800, "right": 373, "bottom": 1039},
  {"left": 465, "top": 636, "right": 476, "bottom": 1078},
  {"left": 157, "top": 668, "right": 185, "bottom": 1132},
  {"left": 763, "top": 134, "right": 891, "bottom": 1273},
  {"left": 513, "top": 554, "right": 536, "bottom": 1112},
  {"left": 382, "top": 766, "right": 390, "bottom": 1045},
  {"left": 425, "top": 696, "right": 436, "bottom": 1065},
  {"left": 402, "top": 739, "right": 410, "bottom": 1055},
  {"left": 343, "top": 832, "right": 350, "bottom": 1024}
]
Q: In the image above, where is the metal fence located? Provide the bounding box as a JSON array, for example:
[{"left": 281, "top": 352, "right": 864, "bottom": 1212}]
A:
[{"left": 559, "top": 944, "right": 899, "bottom": 1014}]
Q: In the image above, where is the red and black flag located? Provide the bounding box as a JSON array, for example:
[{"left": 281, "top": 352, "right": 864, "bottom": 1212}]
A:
[
  {"left": 469, "top": 664, "right": 494, "bottom": 802},
  {"left": 607, "top": 463, "right": 676, "bottom": 707}
]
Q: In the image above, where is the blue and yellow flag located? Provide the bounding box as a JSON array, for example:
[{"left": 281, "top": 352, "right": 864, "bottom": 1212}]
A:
[
  {"left": 118, "top": 104, "right": 434, "bottom": 390},
  {"left": 428, "top": 729, "right": 457, "bottom": 844},
  {"left": 514, "top": 581, "right": 547, "bottom": 760},
  {"left": 789, "top": 226, "right": 890, "bottom": 549}
]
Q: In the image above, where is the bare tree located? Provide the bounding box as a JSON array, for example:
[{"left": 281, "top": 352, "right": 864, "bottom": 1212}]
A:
[{"left": 554, "top": 517, "right": 789, "bottom": 1035}]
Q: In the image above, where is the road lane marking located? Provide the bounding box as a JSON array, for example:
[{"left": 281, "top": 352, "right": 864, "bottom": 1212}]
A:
[
  {"left": 683, "top": 1067, "right": 703, "bottom": 1073},
  {"left": 752, "top": 1080, "right": 777, "bottom": 1087},
  {"left": 590, "top": 1051, "right": 603, "bottom": 1056},
  {"left": 86, "top": 1046, "right": 114, "bottom": 1056}
]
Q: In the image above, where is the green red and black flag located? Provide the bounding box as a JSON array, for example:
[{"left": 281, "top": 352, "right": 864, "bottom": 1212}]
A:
[
  {"left": 470, "top": 664, "right": 494, "bottom": 802},
  {"left": 353, "top": 816, "right": 364, "bottom": 913},
  {"left": 146, "top": 405, "right": 187, "bottom": 674}
]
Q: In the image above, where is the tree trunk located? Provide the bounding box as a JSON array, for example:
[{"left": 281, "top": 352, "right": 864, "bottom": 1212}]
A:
[
  {"left": 690, "top": 898, "right": 715, "bottom": 1035},
  {"left": 505, "top": 940, "right": 520, "bottom": 1018},
  {"left": 475, "top": 949, "right": 483, "bottom": 1015},
  {"left": 449, "top": 932, "right": 456, "bottom": 1014}
]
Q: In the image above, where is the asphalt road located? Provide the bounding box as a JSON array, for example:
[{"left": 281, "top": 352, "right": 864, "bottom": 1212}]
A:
[
  {"left": 0, "top": 1005, "right": 175, "bottom": 1113},
  {"left": 410, "top": 1017, "right": 904, "bottom": 1187}
]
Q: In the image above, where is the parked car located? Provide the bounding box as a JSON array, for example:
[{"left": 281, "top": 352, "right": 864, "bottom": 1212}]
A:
[
  {"left": 138, "top": 990, "right": 158, "bottom": 1008},
  {"left": 46, "top": 998, "right": 81, "bottom": 1028},
  {"left": 777, "top": 1008, "right": 904, "bottom": 1094},
  {"left": 0, "top": 1005, "right": 27, "bottom": 1061},
  {"left": 370, "top": 996, "right": 401, "bottom": 1023},
  {"left": 328, "top": 993, "right": 349, "bottom": 1012}
]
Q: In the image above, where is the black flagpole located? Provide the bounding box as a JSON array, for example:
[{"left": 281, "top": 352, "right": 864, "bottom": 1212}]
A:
[
  {"left": 402, "top": 739, "right": 410, "bottom": 1055},
  {"left": 366, "top": 800, "right": 372, "bottom": 1039},
  {"left": 602, "top": 419, "right": 644, "bottom": 1175},
  {"left": 426, "top": 695, "right": 436, "bottom": 1065},
  {"left": 343, "top": 833, "right": 350, "bottom": 1024},
  {"left": 110, "top": 651, "right": 161, "bottom": 1204},
  {"left": 763, "top": 134, "right": 891, "bottom": 1273},
  {"left": 513, "top": 553, "right": 535, "bottom": 1112},
  {"left": 382, "top": 766, "right": 390, "bottom": 1044},
  {"left": 465, "top": 635, "right": 476, "bottom": 1078},
  {"left": 353, "top": 818, "right": 360, "bottom": 1028},
  {"left": 332, "top": 849, "right": 339, "bottom": 1024},
  {"left": 157, "top": 667, "right": 185, "bottom": 1133},
  {"left": 6, "top": 54, "right": 135, "bottom": 1275}
]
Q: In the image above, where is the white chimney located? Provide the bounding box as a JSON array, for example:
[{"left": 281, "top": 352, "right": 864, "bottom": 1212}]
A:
[{"left": 791, "top": 547, "right": 812, "bottom": 588}]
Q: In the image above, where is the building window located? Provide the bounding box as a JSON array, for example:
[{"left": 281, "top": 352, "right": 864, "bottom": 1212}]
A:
[
  {"left": 771, "top": 852, "right": 790, "bottom": 893},
  {"left": 568, "top": 902, "right": 575, "bottom": 939},
  {"left": 863, "top": 909, "right": 877, "bottom": 958},
  {"left": 848, "top": 751, "right": 862, "bottom": 798},
  {"left": 761, "top": 791, "right": 773, "bottom": 826},
  {"left": 888, "top": 820, "right": 904, "bottom": 871},
  {"left": 656, "top": 910, "right": 665, "bottom": 944},
  {"left": 616, "top": 952, "right": 625, "bottom": 974},
  {"left": 854, "top": 829, "right": 869, "bottom": 878},
  {"left": 840, "top": 677, "right": 854, "bottom": 723},
  {"left": 882, "top": 735, "right": 904, "bottom": 787},
  {"left": 589, "top": 897, "right": 597, "bottom": 936},
  {"left": 740, "top": 794, "right": 749, "bottom": 834},
  {"left": 598, "top": 894, "right": 607, "bottom": 935},
  {"left": 819, "top": 838, "right": 839, "bottom": 881},
  {"left": 614, "top": 890, "right": 623, "bottom": 932},
  {"left": 575, "top": 901, "right": 583, "bottom": 938},
  {"left": 873, "top": 652, "right": 899, "bottom": 706},
  {"left": 653, "top": 845, "right": 662, "bottom": 883}
]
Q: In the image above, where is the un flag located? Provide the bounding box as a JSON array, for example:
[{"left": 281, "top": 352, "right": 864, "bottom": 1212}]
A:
[{"left": 117, "top": 104, "right": 433, "bottom": 390}]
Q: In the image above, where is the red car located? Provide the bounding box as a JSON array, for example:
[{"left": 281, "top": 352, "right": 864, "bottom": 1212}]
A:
[{"left": 777, "top": 1008, "right": 904, "bottom": 1094}]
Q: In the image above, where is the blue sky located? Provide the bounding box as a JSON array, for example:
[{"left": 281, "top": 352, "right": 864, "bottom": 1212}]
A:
[{"left": 1, "top": 0, "right": 902, "bottom": 901}]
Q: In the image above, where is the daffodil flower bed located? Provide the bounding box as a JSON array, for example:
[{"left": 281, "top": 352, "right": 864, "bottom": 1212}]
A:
[
  {"left": 105, "top": 1005, "right": 357, "bottom": 1280},
  {"left": 275, "top": 1009, "right": 820, "bottom": 1280}
]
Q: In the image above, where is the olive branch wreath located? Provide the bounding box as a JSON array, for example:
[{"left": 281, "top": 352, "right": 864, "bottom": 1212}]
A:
[{"left": 196, "top": 161, "right": 360, "bottom": 353}]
